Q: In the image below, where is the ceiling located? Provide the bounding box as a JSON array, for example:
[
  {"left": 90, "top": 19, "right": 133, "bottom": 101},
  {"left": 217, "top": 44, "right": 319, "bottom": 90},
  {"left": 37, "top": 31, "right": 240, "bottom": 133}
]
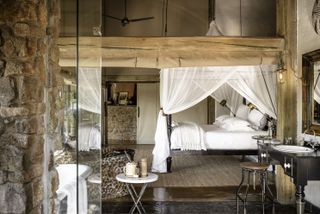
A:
[
  {"left": 60, "top": 0, "right": 276, "bottom": 37},
  {"left": 59, "top": 0, "right": 277, "bottom": 77}
]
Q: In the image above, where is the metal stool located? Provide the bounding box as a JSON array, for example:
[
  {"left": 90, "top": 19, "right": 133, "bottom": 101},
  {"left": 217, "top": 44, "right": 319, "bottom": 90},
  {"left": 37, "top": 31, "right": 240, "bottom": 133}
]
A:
[{"left": 236, "top": 162, "right": 276, "bottom": 214}]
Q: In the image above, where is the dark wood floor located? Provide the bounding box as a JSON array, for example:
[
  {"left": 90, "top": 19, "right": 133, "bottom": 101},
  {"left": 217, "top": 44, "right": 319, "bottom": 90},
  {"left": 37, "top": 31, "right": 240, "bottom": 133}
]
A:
[
  {"left": 104, "top": 145, "right": 320, "bottom": 214},
  {"left": 103, "top": 186, "right": 320, "bottom": 214},
  {"left": 103, "top": 201, "right": 299, "bottom": 214},
  {"left": 103, "top": 186, "right": 312, "bottom": 214}
]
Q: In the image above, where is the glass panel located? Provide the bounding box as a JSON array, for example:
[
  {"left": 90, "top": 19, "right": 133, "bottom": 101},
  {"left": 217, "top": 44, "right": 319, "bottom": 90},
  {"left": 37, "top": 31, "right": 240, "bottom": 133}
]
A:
[
  {"left": 78, "top": 0, "right": 102, "bottom": 213},
  {"left": 56, "top": 0, "right": 103, "bottom": 213},
  {"left": 54, "top": 0, "right": 78, "bottom": 213}
]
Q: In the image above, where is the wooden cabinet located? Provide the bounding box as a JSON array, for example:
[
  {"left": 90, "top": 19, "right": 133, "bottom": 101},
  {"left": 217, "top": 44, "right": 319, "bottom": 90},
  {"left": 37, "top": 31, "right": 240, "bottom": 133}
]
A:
[{"left": 105, "top": 82, "right": 160, "bottom": 144}]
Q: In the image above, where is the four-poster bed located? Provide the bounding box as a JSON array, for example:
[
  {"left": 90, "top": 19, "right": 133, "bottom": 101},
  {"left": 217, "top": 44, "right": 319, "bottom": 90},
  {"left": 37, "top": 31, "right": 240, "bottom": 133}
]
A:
[{"left": 152, "top": 65, "right": 278, "bottom": 173}]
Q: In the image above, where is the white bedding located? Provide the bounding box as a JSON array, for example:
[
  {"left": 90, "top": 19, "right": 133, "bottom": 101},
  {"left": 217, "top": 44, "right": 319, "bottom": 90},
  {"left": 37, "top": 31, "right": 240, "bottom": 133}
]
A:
[
  {"left": 78, "top": 123, "right": 101, "bottom": 151},
  {"left": 201, "top": 124, "right": 267, "bottom": 150},
  {"left": 170, "top": 118, "right": 268, "bottom": 151},
  {"left": 170, "top": 122, "right": 206, "bottom": 151}
]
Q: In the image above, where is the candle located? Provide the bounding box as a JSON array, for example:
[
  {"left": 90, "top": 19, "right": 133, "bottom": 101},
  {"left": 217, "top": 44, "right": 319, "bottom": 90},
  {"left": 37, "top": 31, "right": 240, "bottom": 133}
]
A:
[{"left": 140, "top": 158, "right": 147, "bottom": 177}]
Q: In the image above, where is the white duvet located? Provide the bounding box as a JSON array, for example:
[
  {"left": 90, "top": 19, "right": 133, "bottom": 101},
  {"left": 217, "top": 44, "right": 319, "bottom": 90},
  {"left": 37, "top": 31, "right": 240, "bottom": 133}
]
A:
[{"left": 170, "top": 116, "right": 268, "bottom": 151}]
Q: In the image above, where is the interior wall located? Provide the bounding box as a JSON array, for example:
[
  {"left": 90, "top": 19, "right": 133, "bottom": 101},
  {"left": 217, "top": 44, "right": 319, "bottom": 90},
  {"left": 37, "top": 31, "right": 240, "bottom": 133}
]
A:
[
  {"left": 297, "top": 0, "right": 320, "bottom": 136},
  {"left": 103, "top": 0, "right": 276, "bottom": 37},
  {"left": 103, "top": 0, "right": 209, "bottom": 36},
  {"left": 60, "top": 0, "right": 101, "bottom": 36},
  {"left": 296, "top": 0, "right": 320, "bottom": 208},
  {"left": 214, "top": 0, "right": 276, "bottom": 36},
  {"left": 215, "top": 101, "right": 231, "bottom": 118},
  {"left": 173, "top": 100, "right": 208, "bottom": 124}
]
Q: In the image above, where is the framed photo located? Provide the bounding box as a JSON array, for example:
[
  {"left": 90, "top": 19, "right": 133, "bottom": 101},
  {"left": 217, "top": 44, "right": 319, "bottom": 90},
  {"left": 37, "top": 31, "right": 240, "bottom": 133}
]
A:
[{"left": 118, "top": 91, "right": 128, "bottom": 105}]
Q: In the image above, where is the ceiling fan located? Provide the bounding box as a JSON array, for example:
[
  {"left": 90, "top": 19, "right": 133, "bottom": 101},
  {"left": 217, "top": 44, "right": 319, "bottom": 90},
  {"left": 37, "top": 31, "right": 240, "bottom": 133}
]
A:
[{"left": 104, "top": 0, "right": 155, "bottom": 27}]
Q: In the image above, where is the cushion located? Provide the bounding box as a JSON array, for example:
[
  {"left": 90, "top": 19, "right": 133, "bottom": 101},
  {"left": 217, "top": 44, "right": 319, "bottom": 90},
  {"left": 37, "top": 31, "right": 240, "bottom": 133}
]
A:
[
  {"left": 215, "top": 115, "right": 233, "bottom": 123},
  {"left": 248, "top": 109, "right": 267, "bottom": 130},
  {"left": 220, "top": 117, "right": 254, "bottom": 131},
  {"left": 236, "top": 105, "right": 250, "bottom": 120}
]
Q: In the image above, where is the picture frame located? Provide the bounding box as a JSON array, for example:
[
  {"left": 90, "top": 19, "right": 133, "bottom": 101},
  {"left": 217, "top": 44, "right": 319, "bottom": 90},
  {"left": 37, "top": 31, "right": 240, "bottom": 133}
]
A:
[{"left": 118, "top": 91, "right": 128, "bottom": 105}]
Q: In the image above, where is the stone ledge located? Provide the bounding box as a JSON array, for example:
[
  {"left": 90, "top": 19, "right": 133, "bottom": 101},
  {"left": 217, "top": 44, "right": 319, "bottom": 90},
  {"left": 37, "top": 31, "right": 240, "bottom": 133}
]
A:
[
  {"left": 0, "top": 133, "right": 44, "bottom": 149},
  {"left": 0, "top": 144, "right": 24, "bottom": 171},
  {"left": 0, "top": 77, "right": 15, "bottom": 106},
  {"left": 25, "top": 178, "right": 43, "bottom": 212},
  {"left": 0, "top": 107, "right": 29, "bottom": 117},
  {"left": 23, "top": 163, "right": 43, "bottom": 183},
  {"left": 0, "top": 182, "right": 26, "bottom": 214},
  {"left": 15, "top": 116, "right": 44, "bottom": 134}
]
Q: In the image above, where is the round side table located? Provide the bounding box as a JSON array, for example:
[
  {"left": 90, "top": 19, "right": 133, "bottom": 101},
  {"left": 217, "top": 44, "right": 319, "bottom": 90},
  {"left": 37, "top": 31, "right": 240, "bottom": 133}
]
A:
[{"left": 116, "top": 173, "right": 158, "bottom": 214}]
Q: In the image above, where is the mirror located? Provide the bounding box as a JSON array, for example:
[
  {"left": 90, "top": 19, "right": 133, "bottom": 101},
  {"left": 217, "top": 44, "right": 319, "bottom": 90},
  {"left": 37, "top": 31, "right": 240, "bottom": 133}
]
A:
[
  {"left": 314, "top": 61, "right": 320, "bottom": 124},
  {"left": 302, "top": 49, "right": 320, "bottom": 134}
]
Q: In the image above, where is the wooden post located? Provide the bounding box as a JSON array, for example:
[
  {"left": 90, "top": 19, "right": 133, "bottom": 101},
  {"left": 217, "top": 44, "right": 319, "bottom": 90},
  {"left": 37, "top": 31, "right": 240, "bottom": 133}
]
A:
[
  {"left": 166, "top": 114, "right": 172, "bottom": 173},
  {"left": 276, "top": 0, "right": 297, "bottom": 204}
]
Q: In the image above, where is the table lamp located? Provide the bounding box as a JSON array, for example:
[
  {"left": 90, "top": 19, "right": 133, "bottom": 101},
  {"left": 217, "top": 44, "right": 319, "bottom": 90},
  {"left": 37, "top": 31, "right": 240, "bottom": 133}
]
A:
[{"left": 219, "top": 99, "right": 235, "bottom": 116}]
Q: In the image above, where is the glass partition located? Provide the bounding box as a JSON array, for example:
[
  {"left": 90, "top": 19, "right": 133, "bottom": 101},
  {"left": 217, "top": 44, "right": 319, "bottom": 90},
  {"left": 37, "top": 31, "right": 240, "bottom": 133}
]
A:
[
  {"left": 54, "top": 0, "right": 78, "bottom": 213},
  {"left": 78, "top": 0, "right": 102, "bottom": 213},
  {"left": 55, "top": 0, "right": 102, "bottom": 213}
]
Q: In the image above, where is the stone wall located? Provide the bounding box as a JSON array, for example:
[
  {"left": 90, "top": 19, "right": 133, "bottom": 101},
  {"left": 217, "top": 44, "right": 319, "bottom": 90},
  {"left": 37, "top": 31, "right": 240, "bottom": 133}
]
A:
[
  {"left": 107, "top": 105, "right": 137, "bottom": 142},
  {"left": 0, "top": 0, "right": 62, "bottom": 213}
]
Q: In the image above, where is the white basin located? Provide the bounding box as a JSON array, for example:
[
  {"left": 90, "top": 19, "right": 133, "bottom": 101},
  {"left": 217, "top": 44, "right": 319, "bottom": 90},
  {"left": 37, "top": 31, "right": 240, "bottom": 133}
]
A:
[
  {"left": 273, "top": 145, "right": 314, "bottom": 153},
  {"left": 56, "top": 164, "right": 93, "bottom": 180},
  {"left": 56, "top": 164, "right": 93, "bottom": 213}
]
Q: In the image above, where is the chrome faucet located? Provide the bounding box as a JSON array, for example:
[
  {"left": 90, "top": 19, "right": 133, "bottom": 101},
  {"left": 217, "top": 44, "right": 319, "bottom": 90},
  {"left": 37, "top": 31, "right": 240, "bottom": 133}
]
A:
[
  {"left": 284, "top": 137, "right": 293, "bottom": 145},
  {"left": 305, "top": 129, "right": 320, "bottom": 152},
  {"left": 306, "top": 141, "right": 319, "bottom": 151}
]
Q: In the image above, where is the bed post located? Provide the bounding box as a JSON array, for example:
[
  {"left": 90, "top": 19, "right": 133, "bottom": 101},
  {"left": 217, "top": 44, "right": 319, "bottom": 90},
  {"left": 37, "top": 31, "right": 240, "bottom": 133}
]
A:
[{"left": 166, "top": 114, "right": 172, "bottom": 173}]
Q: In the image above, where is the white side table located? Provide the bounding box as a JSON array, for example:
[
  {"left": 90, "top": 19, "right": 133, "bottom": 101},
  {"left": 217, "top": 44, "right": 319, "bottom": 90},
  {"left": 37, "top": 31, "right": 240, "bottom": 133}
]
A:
[
  {"left": 116, "top": 173, "right": 158, "bottom": 214},
  {"left": 88, "top": 173, "right": 101, "bottom": 184}
]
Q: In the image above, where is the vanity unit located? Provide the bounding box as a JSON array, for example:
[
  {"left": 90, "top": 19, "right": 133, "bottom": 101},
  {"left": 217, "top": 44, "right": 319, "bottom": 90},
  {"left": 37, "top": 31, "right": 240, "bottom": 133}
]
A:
[{"left": 258, "top": 143, "right": 320, "bottom": 214}]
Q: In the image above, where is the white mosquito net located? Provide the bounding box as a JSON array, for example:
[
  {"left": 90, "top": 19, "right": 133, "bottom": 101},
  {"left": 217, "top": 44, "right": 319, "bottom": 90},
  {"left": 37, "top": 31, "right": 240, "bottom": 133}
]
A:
[{"left": 152, "top": 65, "right": 277, "bottom": 173}]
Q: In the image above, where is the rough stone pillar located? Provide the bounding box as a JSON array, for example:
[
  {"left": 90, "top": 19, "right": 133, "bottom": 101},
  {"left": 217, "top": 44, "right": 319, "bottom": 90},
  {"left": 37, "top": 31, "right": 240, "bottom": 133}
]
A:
[{"left": 0, "top": 0, "right": 62, "bottom": 213}]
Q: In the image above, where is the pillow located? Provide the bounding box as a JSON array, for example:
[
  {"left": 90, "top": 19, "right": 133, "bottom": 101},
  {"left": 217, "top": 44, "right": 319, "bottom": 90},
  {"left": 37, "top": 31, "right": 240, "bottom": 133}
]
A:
[
  {"left": 236, "top": 105, "right": 250, "bottom": 120},
  {"left": 248, "top": 109, "right": 267, "bottom": 130},
  {"left": 220, "top": 117, "right": 254, "bottom": 131},
  {"left": 215, "top": 115, "right": 233, "bottom": 123},
  {"left": 171, "top": 120, "right": 179, "bottom": 127}
]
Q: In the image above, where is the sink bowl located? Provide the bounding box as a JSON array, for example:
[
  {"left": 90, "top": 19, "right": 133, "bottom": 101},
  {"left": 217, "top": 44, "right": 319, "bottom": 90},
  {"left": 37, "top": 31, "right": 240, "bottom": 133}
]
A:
[{"left": 273, "top": 145, "right": 314, "bottom": 153}]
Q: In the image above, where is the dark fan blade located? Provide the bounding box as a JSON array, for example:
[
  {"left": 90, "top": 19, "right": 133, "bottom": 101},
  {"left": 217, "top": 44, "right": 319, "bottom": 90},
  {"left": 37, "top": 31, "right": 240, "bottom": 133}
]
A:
[
  {"left": 129, "top": 17, "right": 154, "bottom": 22},
  {"left": 103, "top": 14, "right": 122, "bottom": 21}
]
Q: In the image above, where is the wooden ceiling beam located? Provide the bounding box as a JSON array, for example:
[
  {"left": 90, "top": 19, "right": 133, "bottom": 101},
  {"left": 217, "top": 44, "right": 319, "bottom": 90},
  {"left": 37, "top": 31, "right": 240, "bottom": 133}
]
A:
[{"left": 59, "top": 36, "right": 285, "bottom": 68}]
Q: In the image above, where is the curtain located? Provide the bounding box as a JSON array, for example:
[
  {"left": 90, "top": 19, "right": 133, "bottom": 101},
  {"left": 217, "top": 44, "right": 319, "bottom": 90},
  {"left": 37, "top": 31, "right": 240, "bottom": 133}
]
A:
[
  {"left": 78, "top": 67, "right": 101, "bottom": 151},
  {"left": 211, "top": 83, "right": 243, "bottom": 115},
  {"left": 79, "top": 67, "right": 101, "bottom": 114},
  {"left": 227, "top": 65, "right": 277, "bottom": 118},
  {"left": 152, "top": 67, "right": 235, "bottom": 172},
  {"left": 152, "top": 65, "right": 277, "bottom": 173}
]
